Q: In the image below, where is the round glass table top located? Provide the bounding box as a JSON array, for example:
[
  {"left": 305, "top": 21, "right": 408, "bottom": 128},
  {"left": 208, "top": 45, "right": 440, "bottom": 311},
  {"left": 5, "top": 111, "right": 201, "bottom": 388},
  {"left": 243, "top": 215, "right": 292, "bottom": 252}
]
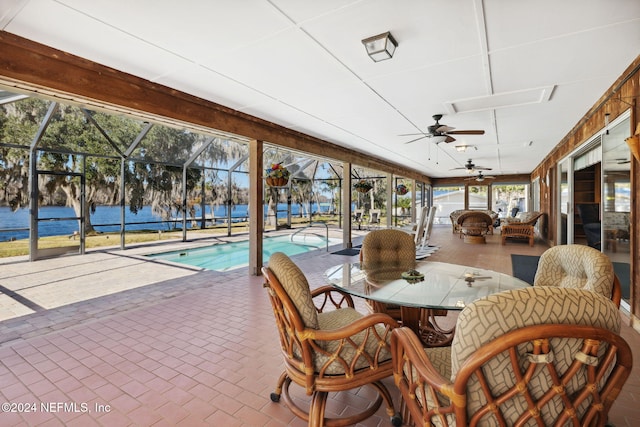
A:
[{"left": 323, "top": 261, "right": 530, "bottom": 310}]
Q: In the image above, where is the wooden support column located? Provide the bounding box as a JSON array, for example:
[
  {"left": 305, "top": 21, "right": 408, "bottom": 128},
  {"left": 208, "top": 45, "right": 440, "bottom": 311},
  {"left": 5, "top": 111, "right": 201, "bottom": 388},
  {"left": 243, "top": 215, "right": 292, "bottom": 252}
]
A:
[
  {"left": 249, "top": 139, "right": 264, "bottom": 276},
  {"left": 386, "top": 174, "right": 393, "bottom": 228},
  {"left": 342, "top": 163, "right": 353, "bottom": 248}
]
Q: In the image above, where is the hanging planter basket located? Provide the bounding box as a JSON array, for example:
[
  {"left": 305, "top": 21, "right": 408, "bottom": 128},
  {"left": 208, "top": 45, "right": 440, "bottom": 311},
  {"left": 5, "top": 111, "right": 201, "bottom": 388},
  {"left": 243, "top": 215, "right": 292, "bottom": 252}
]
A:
[
  {"left": 266, "top": 177, "right": 289, "bottom": 187},
  {"left": 396, "top": 184, "right": 408, "bottom": 195},
  {"left": 354, "top": 180, "right": 373, "bottom": 193},
  {"left": 626, "top": 123, "right": 640, "bottom": 162},
  {"left": 265, "top": 162, "right": 290, "bottom": 187}
]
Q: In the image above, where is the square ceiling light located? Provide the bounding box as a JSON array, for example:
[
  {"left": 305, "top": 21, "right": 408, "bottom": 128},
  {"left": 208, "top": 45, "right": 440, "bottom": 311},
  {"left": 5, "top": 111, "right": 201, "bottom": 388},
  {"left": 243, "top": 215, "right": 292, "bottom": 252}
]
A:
[
  {"left": 444, "top": 85, "right": 556, "bottom": 114},
  {"left": 362, "top": 31, "right": 398, "bottom": 62}
]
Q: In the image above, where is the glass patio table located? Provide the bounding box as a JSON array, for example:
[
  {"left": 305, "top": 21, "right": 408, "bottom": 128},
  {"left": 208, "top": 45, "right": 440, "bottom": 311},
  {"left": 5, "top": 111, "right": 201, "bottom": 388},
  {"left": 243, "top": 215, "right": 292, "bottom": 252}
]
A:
[{"left": 323, "top": 261, "right": 530, "bottom": 346}]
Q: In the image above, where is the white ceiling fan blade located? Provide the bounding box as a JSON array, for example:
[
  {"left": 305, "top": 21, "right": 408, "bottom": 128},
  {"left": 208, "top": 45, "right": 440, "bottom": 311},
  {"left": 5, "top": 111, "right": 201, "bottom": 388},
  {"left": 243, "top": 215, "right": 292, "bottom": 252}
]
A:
[
  {"left": 436, "top": 125, "right": 455, "bottom": 132},
  {"left": 404, "top": 135, "right": 429, "bottom": 144}
]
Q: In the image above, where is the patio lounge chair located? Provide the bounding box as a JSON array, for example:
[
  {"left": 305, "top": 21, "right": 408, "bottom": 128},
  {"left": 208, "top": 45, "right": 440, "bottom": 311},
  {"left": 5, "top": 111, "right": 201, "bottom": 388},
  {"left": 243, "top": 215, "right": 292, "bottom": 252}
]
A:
[
  {"left": 353, "top": 208, "right": 364, "bottom": 230},
  {"left": 368, "top": 208, "right": 381, "bottom": 229}
]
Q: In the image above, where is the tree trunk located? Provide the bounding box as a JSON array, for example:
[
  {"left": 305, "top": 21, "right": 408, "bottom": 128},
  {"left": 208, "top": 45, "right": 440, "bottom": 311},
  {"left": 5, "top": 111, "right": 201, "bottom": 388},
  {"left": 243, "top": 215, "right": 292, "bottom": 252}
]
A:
[{"left": 60, "top": 183, "right": 96, "bottom": 234}]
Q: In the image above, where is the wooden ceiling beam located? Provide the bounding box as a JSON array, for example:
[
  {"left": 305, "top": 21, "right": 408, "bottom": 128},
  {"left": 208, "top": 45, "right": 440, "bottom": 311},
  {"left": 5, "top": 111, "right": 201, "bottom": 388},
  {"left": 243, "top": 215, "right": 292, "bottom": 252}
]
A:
[{"left": 0, "top": 31, "right": 429, "bottom": 182}]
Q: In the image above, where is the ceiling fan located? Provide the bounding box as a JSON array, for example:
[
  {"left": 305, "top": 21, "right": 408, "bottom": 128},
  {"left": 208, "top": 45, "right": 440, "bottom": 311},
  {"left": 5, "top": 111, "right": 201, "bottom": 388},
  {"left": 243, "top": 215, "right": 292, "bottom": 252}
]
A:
[
  {"left": 465, "top": 171, "right": 496, "bottom": 182},
  {"left": 451, "top": 159, "right": 492, "bottom": 173},
  {"left": 402, "top": 114, "right": 485, "bottom": 144}
]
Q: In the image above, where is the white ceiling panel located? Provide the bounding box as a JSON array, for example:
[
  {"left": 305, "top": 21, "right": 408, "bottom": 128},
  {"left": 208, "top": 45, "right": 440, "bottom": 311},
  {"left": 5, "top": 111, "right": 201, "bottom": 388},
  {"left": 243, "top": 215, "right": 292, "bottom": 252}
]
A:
[
  {"left": 155, "top": 63, "right": 276, "bottom": 111},
  {"left": 2, "top": 0, "right": 639, "bottom": 178},
  {"left": 484, "top": 0, "right": 639, "bottom": 51}
]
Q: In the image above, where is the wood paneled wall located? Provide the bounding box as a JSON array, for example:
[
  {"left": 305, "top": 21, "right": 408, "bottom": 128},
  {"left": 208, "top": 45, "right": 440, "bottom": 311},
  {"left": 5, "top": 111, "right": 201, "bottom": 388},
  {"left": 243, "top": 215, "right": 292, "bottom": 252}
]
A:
[
  {"left": 431, "top": 174, "right": 531, "bottom": 186},
  {"left": 531, "top": 55, "right": 640, "bottom": 323}
]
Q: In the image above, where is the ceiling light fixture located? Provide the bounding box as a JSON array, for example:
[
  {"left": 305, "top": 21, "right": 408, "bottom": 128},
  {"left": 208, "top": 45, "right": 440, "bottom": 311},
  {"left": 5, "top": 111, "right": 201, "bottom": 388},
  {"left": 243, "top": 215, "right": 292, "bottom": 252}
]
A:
[
  {"left": 361, "top": 31, "right": 397, "bottom": 62},
  {"left": 455, "top": 145, "right": 476, "bottom": 152},
  {"left": 431, "top": 135, "right": 447, "bottom": 144}
]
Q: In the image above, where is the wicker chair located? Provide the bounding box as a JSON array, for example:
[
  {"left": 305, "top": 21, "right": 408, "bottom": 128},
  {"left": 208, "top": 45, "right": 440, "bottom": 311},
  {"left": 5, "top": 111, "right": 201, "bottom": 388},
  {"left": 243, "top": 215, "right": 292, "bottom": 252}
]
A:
[
  {"left": 534, "top": 244, "right": 622, "bottom": 307},
  {"left": 391, "top": 286, "right": 632, "bottom": 426},
  {"left": 501, "top": 211, "right": 543, "bottom": 246},
  {"left": 450, "top": 209, "right": 498, "bottom": 234},
  {"left": 360, "top": 229, "right": 416, "bottom": 320},
  {"left": 263, "top": 252, "right": 401, "bottom": 426},
  {"left": 360, "top": 229, "right": 450, "bottom": 346},
  {"left": 456, "top": 211, "right": 493, "bottom": 244}
]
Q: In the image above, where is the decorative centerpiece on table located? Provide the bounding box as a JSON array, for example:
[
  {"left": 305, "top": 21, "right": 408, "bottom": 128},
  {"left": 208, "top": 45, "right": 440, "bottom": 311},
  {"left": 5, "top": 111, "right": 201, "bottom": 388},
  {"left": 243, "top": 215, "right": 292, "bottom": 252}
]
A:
[
  {"left": 396, "top": 184, "right": 408, "bottom": 195},
  {"left": 354, "top": 179, "right": 373, "bottom": 193},
  {"left": 265, "top": 163, "right": 290, "bottom": 187},
  {"left": 402, "top": 269, "right": 424, "bottom": 284}
]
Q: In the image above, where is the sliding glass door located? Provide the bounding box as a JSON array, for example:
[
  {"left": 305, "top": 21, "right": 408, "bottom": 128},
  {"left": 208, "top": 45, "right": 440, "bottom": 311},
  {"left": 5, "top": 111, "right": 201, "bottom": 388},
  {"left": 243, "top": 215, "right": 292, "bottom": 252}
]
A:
[
  {"left": 557, "top": 159, "right": 571, "bottom": 245},
  {"left": 602, "top": 114, "right": 631, "bottom": 307},
  {"left": 556, "top": 110, "right": 631, "bottom": 308}
]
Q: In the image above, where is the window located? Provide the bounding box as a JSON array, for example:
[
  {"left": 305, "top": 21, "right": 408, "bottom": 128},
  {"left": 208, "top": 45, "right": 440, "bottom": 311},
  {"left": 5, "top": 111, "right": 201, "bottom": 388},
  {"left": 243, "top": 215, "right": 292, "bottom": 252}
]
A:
[{"left": 432, "top": 186, "right": 464, "bottom": 224}]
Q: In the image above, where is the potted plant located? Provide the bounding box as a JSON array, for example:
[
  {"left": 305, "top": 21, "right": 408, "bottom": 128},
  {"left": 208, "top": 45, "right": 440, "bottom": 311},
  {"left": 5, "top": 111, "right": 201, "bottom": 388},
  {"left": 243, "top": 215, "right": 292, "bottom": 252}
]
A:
[
  {"left": 396, "top": 184, "right": 408, "bottom": 195},
  {"left": 354, "top": 179, "right": 373, "bottom": 193},
  {"left": 265, "top": 163, "right": 290, "bottom": 187}
]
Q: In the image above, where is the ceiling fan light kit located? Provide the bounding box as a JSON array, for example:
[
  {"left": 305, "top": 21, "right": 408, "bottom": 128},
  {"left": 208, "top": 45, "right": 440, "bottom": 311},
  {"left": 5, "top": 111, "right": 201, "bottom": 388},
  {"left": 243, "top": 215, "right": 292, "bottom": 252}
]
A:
[
  {"left": 403, "top": 114, "right": 485, "bottom": 145},
  {"left": 452, "top": 159, "right": 492, "bottom": 174},
  {"left": 455, "top": 144, "right": 476, "bottom": 152},
  {"left": 465, "top": 171, "right": 496, "bottom": 182},
  {"left": 362, "top": 31, "right": 397, "bottom": 62}
]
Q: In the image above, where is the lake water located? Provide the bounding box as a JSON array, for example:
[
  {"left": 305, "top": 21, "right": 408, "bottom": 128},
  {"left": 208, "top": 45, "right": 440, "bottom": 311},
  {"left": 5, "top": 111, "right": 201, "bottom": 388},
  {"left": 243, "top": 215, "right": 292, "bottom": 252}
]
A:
[{"left": 0, "top": 203, "right": 331, "bottom": 242}]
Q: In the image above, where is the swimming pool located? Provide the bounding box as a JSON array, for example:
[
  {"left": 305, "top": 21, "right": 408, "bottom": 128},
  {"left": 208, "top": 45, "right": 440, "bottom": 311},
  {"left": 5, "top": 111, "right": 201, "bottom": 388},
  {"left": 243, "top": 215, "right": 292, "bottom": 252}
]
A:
[{"left": 147, "top": 234, "right": 341, "bottom": 271}]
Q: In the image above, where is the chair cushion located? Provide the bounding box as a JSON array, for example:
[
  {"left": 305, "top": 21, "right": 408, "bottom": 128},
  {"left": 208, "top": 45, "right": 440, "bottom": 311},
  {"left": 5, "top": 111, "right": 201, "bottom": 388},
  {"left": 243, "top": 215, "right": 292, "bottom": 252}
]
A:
[
  {"left": 533, "top": 244, "right": 614, "bottom": 299},
  {"left": 425, "top": 346, "right": 452, "bottom": 380},
  {"left": 451, "top": 286, "right": 621, "bottom": 425},
  {"left": 361, "top": 229, "right": 415, "bottom": 270},
  {"left": 408, "top": 346, "right": 454, "bottom": 427},
  {"left": 268, "top": 252, "right": 319, "bottom": 329},
  {"left": 502, "top": 211, "right": 541, "bottom": 226},
  {"left": 315, "top": 308, "right": 392, "bottom": 375}
]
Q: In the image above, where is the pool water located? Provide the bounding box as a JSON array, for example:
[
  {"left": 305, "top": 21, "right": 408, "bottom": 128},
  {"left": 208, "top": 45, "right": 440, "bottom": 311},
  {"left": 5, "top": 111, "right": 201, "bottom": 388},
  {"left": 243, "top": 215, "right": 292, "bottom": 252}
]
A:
[{"left": 147, "top": 234, "right": 340, "bottom": 271}]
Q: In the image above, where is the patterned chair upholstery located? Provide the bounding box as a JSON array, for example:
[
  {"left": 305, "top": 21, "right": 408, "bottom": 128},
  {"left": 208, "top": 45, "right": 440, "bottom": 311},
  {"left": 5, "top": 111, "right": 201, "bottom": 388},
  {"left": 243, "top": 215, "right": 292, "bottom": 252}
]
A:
[
  {"left": 263, "top": 252, "right": 401, "bottom": 426},
  {"left": 391, "top": 286, "right": 632, "bottom": 427},
  {"left": 534, "top": 244, "right": 621, "bottom": 307},
  {"left": 360, "top": 229, "right": 416, "bottom": 270},
  {"left": 360, "top": 229, "right": 416, "bottom": 319}
]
